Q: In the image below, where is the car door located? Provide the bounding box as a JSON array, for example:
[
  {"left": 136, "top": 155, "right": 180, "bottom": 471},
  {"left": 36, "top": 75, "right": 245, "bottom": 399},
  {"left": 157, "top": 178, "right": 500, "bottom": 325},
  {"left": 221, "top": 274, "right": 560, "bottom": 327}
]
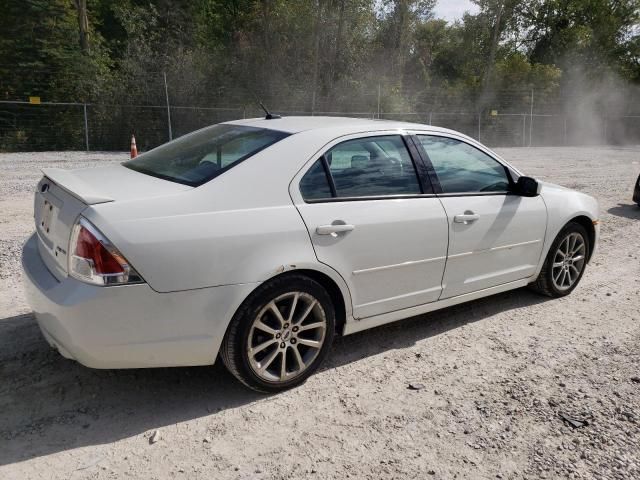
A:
[
  {"left": 290, "top": 133, "right": 449, "bottom": 319},
  {"left": 415, "top": 134, "right": 547, "bottom": 299}
]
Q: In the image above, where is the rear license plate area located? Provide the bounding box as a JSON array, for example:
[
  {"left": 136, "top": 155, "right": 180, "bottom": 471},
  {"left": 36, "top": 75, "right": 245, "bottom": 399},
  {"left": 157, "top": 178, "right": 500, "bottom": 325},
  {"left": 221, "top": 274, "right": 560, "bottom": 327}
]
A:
[{"left": 41, "top": 199, "right": 55, "bottom": 235}]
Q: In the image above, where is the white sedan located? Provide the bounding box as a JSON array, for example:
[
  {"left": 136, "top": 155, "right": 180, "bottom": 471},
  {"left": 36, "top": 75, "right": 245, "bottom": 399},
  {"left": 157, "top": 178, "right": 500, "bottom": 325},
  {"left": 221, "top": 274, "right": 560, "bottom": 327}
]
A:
[{"left": 22, "top": 117, "right": 599, "bottom": 392}]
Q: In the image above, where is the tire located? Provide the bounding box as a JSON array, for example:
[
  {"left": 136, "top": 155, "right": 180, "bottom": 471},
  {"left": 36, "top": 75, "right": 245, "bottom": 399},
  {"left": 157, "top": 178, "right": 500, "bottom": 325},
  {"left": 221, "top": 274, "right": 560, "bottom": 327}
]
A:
[
  {"left": 530, "top": 221, "right": 590, "bottom": 298},
  {"left": 220, "top": 273, "right": 335, "bottom": 393}
]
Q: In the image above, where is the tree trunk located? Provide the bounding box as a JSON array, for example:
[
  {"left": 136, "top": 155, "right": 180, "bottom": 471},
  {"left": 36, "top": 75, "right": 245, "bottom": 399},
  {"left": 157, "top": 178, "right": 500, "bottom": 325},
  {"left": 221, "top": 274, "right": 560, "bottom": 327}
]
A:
[
  {"left": 260, "top": 0, "right": 272, "bottom": 100},
  {"left": 73, "top": 0, "right": 90, "bottom": 53},
  {"left": 328, "top": 0, "right": 346, "bottom": 107},
  {"left": 480, "top": 1, "right": 505, "bottom": 107},
  {"left": 393, "top": 0, "right": 410, "bottom": 77},
  {"left": 310, "top": 0, "right": 324, "bottom": 112}
]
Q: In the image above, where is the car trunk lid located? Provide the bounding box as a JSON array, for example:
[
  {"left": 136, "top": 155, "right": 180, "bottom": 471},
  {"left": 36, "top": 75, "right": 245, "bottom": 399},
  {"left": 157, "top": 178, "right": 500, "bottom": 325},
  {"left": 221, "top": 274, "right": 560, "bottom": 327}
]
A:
[{"left": 34, "top": 165, "right": 191, "bottom": 280}]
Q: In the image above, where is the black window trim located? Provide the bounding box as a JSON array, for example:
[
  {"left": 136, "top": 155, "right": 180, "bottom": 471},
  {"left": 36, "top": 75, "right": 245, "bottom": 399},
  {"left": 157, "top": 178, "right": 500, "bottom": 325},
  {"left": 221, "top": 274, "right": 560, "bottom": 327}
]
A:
[
  {"left": 410, "top": 133, "right": 518, "bottom": 197},
  {"left": 300, "top": 134, "right": 432, "bottom": 203},
  {"left": 405, "top": 134, "right": 439, "bottom": 194},
  {"left": 320, "top": 154, "right": 337, "bottom": 197},
  {"left": 304, "top": 193, "right": 439, "bottom": 203}
]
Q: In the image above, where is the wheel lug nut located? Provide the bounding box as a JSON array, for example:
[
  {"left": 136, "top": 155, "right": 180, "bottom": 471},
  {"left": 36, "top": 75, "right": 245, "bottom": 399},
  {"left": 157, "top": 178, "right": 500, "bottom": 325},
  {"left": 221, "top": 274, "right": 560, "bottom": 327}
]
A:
[
  {"left": 283, "top": 323, "right": 289, "bottom": 329},
  {"left": 292, "top": 326, "right": 298, "bottom": 332},
  {"left": 290, "top": 338, "right": 297, "bottom": 345},
  {"left": 275, "top": 333, "right": 281, "bottom": 339},
  {"left": 280, "top": 342, "right": 286, "bottom": 348}
]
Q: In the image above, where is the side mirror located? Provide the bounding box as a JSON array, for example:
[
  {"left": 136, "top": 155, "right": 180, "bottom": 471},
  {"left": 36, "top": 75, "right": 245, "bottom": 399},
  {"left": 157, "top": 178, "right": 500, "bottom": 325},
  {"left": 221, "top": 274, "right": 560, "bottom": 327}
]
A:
[{"left": 515, "top": 176, "right": 541, "bottom": 197}]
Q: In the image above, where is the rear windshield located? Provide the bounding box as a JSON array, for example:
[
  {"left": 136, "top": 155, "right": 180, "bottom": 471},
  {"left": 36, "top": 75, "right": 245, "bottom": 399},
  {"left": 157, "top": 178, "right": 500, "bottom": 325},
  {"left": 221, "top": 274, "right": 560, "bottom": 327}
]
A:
[{"left": 123, "top": 124, "right": 290, "bottom": 186}]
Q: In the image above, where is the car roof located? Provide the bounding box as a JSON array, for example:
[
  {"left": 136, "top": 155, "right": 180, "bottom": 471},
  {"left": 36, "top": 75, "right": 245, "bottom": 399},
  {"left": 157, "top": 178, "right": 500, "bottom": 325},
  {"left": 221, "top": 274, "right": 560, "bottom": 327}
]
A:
[
  {"left": 223, "top": 116, "right": 460, "bottom": 136},
  {"left": 222, "top": 115, "right": 523, "bottom": 178}
]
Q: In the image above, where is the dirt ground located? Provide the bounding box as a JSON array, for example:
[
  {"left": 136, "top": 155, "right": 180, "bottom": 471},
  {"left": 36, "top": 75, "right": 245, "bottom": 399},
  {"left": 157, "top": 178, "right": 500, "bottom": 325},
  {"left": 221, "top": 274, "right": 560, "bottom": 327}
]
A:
[{"left": 1, "top": 147, "right": 639, "bottom": 480}]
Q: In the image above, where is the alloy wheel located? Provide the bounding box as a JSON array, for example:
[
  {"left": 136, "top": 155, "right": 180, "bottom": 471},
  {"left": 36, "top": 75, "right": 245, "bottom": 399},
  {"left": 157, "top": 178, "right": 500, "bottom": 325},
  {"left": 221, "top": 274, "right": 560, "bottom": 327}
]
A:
[
  {"left": 551, "top": 232, "right": 586, "bottom": 291},
  {"left": 247, "top": 292, "right": 327, "bottom": 383}
]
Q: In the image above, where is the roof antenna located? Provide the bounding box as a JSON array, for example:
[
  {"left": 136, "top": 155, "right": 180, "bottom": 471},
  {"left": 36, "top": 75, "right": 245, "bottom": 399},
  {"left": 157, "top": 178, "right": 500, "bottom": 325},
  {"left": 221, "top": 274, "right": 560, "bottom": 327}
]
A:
[{"left": 259, "top": 101, "right": 281, "bottom": 120}]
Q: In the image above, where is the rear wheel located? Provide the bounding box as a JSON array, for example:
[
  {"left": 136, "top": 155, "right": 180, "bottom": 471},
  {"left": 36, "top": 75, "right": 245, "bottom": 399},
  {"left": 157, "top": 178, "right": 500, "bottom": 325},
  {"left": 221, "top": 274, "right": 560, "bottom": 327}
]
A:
[
  {"left": 530, "top": 222, "right": 590, "bottom": 297},
  {"left": 220, "top": 274, "right": 335, "bottom": 393}
]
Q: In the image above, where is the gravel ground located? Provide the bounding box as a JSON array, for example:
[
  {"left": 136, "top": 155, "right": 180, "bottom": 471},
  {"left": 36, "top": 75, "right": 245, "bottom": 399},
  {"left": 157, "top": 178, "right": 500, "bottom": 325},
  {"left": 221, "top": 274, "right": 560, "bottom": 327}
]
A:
[{"left": 0, "top": 148, "right": 639, "bottom": 480}]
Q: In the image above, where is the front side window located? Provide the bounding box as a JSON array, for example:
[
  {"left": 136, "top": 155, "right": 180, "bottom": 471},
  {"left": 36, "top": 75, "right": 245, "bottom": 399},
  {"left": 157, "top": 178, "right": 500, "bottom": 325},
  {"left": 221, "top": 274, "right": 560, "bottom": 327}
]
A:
[
  {"left": 418, "top": 136, "right": 510, "bottom": 194},
  {"left": 123, "top": 124, "right": 289, "bottom": 186}
]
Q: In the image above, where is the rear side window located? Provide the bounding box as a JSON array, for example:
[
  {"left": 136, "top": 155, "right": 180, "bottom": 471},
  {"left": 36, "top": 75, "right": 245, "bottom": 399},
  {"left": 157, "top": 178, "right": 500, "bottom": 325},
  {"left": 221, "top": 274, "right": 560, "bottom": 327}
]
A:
[
  {"left": 328, "top": 142, "right": 370, "bottom": 171},
  {"left": 328, "top": 136, "right": 420, "bottom": 197},
  {"left": 418, "top": 136, "right": 510, "bottom": 194},
  {"left": 299, "top": 160, "right": 333, "bottom": 200},
  {"left": 123, "top": 124, "right": 289, "bottom": 186},
  {"left": 299, "top": 135, "right": 421, "bottom": 201}
]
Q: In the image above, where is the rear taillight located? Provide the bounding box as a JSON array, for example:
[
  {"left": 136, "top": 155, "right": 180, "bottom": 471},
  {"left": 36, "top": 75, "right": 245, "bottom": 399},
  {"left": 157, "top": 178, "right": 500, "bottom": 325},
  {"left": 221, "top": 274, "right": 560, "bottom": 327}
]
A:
[{"left": 68, "top": 217, "right": 144, "bottom": 286}]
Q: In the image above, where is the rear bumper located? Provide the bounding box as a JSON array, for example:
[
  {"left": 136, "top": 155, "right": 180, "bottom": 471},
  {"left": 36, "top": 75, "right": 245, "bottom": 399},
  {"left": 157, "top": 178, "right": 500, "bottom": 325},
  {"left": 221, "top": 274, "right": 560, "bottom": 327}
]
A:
[{"left": 21, "top": 233, "right": 257, "bottom": 369}]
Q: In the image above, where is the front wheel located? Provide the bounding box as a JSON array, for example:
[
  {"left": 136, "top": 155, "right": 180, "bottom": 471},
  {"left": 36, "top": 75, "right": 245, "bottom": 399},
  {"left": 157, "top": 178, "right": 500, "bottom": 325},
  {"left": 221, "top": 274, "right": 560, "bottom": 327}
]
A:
[
  {"left": 220, "top": 274, "right": 335, "bottom": 393},
  {"left": 530, "top": 222, "right": 590, "bottom": 297}
]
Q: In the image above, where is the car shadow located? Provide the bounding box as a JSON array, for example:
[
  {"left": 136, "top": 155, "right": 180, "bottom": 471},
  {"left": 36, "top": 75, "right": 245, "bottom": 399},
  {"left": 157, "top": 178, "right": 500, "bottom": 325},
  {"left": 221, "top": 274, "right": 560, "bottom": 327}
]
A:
[
  {"left": 0, "top": 288, "right": 548, "bottom": 467},
  {"left": 607, "top": 203, "right": 640, "bottom": 219}
]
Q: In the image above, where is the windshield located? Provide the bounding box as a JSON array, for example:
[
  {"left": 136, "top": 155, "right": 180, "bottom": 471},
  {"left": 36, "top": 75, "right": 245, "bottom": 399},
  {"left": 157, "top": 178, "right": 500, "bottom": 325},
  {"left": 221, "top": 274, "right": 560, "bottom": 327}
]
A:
[{"left": 123, "top": 124, "right": 290, "bottom": 186}]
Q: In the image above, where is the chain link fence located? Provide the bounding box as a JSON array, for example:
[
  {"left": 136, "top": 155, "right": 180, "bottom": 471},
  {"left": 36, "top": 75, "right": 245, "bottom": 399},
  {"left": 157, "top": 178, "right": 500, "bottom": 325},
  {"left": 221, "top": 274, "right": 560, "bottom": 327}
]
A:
[
  {"left": 0, "top": 101, "right": 245, "bottom": 151},
  {"left": 2, "top": 90, "right": 640, "bottom": 152}
]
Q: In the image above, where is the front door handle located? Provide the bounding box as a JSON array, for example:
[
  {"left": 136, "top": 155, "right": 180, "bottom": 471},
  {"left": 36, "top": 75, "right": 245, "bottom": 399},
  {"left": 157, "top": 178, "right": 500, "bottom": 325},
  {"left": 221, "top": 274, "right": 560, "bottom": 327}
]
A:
[
  {"left": 316, "top": 224, "right": 355, "bottom": 236},
  {"left": 453, "top": 212, "right": 480, "bottom": 224}
]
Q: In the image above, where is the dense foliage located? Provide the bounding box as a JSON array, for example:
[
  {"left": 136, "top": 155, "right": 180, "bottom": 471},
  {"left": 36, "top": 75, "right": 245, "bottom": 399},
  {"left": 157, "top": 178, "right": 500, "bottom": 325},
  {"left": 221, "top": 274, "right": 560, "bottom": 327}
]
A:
[{"left": 0, "top": 0, "right": 639, "bottom": 149}]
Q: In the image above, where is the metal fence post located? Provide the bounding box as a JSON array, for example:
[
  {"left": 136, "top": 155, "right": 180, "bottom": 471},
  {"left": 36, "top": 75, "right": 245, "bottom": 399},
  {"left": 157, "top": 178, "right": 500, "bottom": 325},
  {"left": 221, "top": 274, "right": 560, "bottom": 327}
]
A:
[
  {"left": 477, "top": 112, "right": 481, "bottom": 141},
  {"left": 522, "top": 114, "right": 526, "bottom": 147},
  {"left": 529, "top": 88, "right": 534, "bottom": 147},
  {"left": 429, "top": 112, "right": 433, "bottom": 125},
  {"left": 563, "top": 116, "right": 568, "bottom": 145},
  {"left": 163, "top": 72, "right": 173, "bottom": 141},
  {"left": 377, "top": 84, "right": 381, "bottom": 119},
  {"left": 83, "top": 103, "right": 89, "bottom": 151}
]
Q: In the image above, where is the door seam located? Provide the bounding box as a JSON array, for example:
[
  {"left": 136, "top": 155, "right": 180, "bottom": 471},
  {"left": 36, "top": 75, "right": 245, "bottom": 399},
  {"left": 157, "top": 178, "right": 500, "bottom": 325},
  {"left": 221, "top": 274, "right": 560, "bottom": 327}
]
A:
[
  {"left": 288, "top": 191, "right": 356, "bottom": 317},
  {"left": 436, "top": 195, "right": 451, "bottom": 301}
]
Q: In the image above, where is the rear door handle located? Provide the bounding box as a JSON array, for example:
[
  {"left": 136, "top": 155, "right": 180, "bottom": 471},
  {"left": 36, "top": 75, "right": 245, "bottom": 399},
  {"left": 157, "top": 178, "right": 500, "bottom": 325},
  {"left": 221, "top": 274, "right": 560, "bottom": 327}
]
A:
[
  {"left": 453, "top": 213, "right": 480, "bottom": 224},
  {"left": 316, "top": 224, "right": 355, "bottom": 236}
]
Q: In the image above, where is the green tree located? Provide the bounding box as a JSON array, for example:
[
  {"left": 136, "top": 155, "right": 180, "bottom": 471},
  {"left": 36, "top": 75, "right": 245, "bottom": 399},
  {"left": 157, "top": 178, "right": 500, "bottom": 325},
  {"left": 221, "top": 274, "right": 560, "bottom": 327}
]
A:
[{"left": 520, "top": 0, "right": 640, "bottom": 79}]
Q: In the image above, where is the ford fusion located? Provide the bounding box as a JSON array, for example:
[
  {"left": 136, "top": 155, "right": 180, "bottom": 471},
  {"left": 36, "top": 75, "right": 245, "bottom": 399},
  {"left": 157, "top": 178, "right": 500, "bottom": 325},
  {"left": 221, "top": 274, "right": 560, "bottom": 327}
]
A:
[{"left": 22, "top": 117, "right": 599, "bottom": 392}]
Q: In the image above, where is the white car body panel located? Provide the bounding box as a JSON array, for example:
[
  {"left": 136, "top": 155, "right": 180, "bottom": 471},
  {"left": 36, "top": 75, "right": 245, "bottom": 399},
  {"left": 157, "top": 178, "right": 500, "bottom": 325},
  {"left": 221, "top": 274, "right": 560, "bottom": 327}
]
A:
[
  {"left": 294, "top": 197, "right": 448, "bottom": 319},
  {"left": 343, "top": 278, "right": 532, "bottom": 335},
  {"left": 437, "top": 195, "right": 547, "bottom": 298},
  {"left": 21, "top": 117, "right": 600, "bottom": 370},
  {"left": 41, "top": 165, "right": 191, "bottom": 204},
  {"left": 85, "top": 202, "right": 317, "bottom": 293},
  {"left": 23, "top": 234, "right": 257, "bottom": 367},
  {"left": 532, "top": 181, "right": 600, "bottom": 276}
]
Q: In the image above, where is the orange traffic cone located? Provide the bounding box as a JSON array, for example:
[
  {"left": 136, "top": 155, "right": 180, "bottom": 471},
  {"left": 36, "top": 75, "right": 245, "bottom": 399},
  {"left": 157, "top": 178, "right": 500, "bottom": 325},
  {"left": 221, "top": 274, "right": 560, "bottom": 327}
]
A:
[{"left": 130, "top": 134, "right": 138, "bottom": 159}]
